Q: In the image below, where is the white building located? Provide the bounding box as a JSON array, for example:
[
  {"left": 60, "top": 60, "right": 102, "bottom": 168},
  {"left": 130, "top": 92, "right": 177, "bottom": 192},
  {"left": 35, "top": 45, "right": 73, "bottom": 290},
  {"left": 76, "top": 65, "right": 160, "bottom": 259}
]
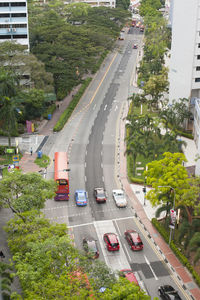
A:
[
  {"left": 169, "top": 0, "right": 200, "bottom": 103},
  {"left": 0, "top": 0, "right": 29, "bottom": 50}
]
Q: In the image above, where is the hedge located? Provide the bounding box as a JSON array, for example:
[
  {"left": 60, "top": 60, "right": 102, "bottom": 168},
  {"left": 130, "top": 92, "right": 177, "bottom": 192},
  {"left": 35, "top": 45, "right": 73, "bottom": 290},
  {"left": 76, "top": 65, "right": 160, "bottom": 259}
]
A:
[
  {"left": 53, "top": 78, "right": 92, "bottom": 132},
  {"left": 43, "top": 103, "right": 56, "bottom": 120},
  {"left": 152, "top": 218, "right": 200, "bottom": 287}
]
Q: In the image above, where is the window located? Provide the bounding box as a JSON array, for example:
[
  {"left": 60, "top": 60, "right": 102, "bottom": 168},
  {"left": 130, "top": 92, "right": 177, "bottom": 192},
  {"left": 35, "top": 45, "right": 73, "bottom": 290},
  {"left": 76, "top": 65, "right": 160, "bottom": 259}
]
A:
[
  {"left": 11, "top": 13, "right": 26, "bottom": 18},
  {"left": 13, "top": 34, "right": 27, "bottom": 39},
  {"left": 0, "top": 14, "right": 10, "bottom": 18},
  {"left": 198, "top": 43, "right": 200, "bottom": 48},
  {"left": 13, "top": 24, "right": 27, "bottom": 28},
  {"left": 0, "top": 35, "right": 11, "bottom": 39},
  {"left": 198, "top": 55, "right": 200, "bottom": 59},
  {"left": 11, "top": 2, "right": 26, "bottom": 6},
  {"left": 196, "top": 66, "right": 200, "bottom": 71},
  {"left": 195, "top": 78, "right": 200, "bottom": 82},
  {"left": 0, "top": 3, "right": 9, "bottom": 6}
]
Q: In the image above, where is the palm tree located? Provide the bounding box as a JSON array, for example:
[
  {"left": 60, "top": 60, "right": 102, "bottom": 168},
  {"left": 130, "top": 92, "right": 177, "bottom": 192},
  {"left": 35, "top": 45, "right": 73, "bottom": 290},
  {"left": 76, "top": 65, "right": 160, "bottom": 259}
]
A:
[
  {"left": 125, "top": 136, "right": 145, "bottom": 177},
  {"left": 0, "top": 68, "right": 19, "bottom": 146}
]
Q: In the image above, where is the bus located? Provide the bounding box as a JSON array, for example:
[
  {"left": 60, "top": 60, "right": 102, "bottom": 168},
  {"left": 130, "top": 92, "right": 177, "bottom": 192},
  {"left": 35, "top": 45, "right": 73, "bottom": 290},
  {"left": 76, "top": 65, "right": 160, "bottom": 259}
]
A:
[{"left": 54, "top": 152, "right": 69, "bottom": 200}]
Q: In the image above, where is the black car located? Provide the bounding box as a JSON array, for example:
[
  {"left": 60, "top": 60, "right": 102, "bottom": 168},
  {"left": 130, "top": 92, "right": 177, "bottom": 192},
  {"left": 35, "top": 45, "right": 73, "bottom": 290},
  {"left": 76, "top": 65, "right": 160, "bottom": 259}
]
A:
[
  {"left": 83, "top": 238, "right": 99, "bottom": 259},
  {"left": 158, "top": 285, "right": 182, "bottom": 300}
]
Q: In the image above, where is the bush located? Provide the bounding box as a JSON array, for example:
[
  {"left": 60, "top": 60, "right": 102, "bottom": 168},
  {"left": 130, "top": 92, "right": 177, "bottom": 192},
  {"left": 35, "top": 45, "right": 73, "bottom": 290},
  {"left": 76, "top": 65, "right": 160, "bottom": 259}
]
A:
[
  {"left": 43, "top": 103, "right": 56, "bottom": 119},
  {"left": 53, "top": 78, "right": 92, "bottom": 132},
  {"left": 151, "top": 218, "right": 200, "bottom": 287}
]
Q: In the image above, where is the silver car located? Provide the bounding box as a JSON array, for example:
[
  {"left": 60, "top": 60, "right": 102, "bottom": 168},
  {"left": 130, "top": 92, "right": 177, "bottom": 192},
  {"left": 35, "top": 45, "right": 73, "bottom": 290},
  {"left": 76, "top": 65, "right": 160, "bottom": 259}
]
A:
[{"left": 112, "top": 189, "right": 127, "bottom": 207}]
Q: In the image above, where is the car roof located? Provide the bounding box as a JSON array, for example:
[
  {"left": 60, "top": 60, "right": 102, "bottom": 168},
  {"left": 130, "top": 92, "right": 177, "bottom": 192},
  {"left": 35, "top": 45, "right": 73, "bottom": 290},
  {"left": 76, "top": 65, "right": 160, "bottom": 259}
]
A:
[
  {"left": 106, "top": 233, "right": 118, "bottom": 242},
  {"left": 130, "top": 232, "right": 141, "bottom": 241}
]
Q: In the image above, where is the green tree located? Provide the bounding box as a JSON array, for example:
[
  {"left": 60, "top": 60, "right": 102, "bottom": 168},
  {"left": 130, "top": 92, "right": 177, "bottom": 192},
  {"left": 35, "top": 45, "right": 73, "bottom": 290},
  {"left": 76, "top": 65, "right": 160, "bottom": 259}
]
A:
[
  {"left": 0, "top": 41, "right": 54, "bottom": 92},
  {"left": 0, "top": 68, "right": 19, "bottom": 145},
  {"left": 144, "top": 152, "right": 189, "bottom": 208},
  {"left": 0, "top": 170, "right": 56, "bottom": 219},
  {"left": 104, "top": 278, "right": 150, "bottom": 299},
  {"left": 20, "top": 88, "right": 46, "bottom": 119}
]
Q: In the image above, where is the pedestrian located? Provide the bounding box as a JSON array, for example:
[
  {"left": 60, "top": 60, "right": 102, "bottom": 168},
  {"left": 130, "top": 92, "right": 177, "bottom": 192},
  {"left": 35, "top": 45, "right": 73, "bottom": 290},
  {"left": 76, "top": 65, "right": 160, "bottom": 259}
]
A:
[
  {"left": 30, "top": 147, "right": 33, "bottom": 156},
  {"left": 0, "top": 250, "right": 5, "bottom": 260}
]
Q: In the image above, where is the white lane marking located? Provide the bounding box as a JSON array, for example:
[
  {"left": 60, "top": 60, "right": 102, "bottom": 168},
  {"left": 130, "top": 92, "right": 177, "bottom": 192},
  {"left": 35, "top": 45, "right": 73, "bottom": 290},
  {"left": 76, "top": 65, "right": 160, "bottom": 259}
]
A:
[
  {"left": 68, "top": 216, "right": 135, "bottom": 228},
  {"left": 85, "top": 175, "right": 87, "bottom": 182},
  {"left": 123, "top": 244, "right": 132, "bottom": 262},
  {"left": 104, "top": 104, "right": 107, "bottom": 111},
  {"left": 144, "top": 255, "right": 158, "bottom": 280},
  {"left": 85, "top": 162, "right": 87, "bottom": 168},
  {"left": 93, "top": 104, "right": 96, "bottom": 110},
  {"left": 114, "top": 105, "right": 118, "bottom": 111}
]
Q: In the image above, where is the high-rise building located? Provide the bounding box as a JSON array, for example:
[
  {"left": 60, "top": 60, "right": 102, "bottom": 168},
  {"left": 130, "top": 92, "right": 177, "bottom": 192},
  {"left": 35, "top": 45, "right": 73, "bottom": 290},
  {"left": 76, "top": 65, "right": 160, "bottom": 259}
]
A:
[
  {"left": 0, "top": 0, "right": 29, "bottom": 50},
  {"left": 169, "top": 0, "right": 200, "bottom": 103}
]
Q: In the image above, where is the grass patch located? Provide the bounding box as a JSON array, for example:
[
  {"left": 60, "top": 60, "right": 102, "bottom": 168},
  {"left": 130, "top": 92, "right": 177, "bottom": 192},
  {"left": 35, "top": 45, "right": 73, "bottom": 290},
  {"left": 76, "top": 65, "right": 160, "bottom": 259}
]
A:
[{"left": 34, "top": 154, "right": 50, "bottom": 168}]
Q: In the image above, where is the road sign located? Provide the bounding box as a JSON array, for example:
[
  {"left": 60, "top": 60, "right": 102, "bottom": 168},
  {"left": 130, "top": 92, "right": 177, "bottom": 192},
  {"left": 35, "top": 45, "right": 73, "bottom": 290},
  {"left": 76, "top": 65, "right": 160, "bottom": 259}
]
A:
[
  {"left": 12, "top": 155, "right": 20, "bottom": 162},
  {"left": 169, "top": 209, "right": 176, "bottom": 229}
]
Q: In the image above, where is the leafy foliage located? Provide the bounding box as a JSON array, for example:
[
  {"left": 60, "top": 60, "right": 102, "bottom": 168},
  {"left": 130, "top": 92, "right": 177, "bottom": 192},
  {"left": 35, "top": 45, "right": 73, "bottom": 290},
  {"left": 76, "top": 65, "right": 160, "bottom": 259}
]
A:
[{"left": 0, "top": 170, "right": 56, "bottom": 217}]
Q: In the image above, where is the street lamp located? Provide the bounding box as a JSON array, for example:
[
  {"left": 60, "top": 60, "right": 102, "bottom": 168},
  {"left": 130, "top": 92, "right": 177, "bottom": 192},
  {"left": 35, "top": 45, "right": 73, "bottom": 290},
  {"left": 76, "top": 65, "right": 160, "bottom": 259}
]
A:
[{"left": 158, "top": 186, "right": 175, "bottom": 245}]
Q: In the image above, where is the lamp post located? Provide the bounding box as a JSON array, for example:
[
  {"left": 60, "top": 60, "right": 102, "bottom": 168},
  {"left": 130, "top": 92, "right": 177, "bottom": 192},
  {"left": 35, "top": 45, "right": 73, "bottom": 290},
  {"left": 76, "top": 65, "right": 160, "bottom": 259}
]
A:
[{"left": 158, "top": 186, "right": 175, "bottom": 245}]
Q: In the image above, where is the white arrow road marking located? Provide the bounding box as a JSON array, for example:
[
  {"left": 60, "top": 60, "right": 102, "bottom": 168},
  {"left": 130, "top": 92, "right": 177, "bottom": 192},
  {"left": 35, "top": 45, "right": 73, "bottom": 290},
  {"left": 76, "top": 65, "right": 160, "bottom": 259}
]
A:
[
  {"left": 104, "top": 104, "right": 107, "bottom": 111},
  {"left": 114, "top": 105, "right": 118, "bottom": 111},
  {"left": 144, "top": 255, "right": 158, "bottom": 280}
]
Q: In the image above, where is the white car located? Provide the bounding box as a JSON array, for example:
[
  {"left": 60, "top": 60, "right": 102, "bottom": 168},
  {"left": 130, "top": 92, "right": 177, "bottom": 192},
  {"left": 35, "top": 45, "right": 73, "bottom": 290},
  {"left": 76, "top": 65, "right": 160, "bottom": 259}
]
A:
[{"left": 112, "top": 189, "right": 127, "bottom": 208}]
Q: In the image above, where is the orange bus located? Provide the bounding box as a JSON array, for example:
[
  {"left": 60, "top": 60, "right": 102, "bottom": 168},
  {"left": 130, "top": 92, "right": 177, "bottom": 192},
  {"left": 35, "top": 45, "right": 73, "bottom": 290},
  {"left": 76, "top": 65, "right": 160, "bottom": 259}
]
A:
[{"left": 54, "top": 152, "right": 69, "bottom": 200}]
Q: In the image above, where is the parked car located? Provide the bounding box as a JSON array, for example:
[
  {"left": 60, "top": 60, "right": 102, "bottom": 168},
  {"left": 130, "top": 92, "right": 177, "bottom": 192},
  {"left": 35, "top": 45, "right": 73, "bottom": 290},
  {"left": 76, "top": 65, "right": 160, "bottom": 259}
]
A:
[
  {"left": 124, "top": 229, "right": 143, "bottom": 251},
  {"left": 83, "top": 237, "right": 99, "bottom": 259},
  {"left": 133, "top": 44, "right": 138, "bottom": 49},
  {"left": 158, "top": 285, "right": 182, "bottom": 299},
  {"left": 94, "top": 188, "right": 107, "bottom": 203},
  {"left": 112, "top": 190, "right": 127, "bottom": 207},
  {"left": 75, "top": 190, "right": 88, "bottom": 206},
  {"left": 120, "top": 269, "right": 138, "bottom": 285},
  {"left": 103, "top": 233, "right": 120, "bottom": 251}
]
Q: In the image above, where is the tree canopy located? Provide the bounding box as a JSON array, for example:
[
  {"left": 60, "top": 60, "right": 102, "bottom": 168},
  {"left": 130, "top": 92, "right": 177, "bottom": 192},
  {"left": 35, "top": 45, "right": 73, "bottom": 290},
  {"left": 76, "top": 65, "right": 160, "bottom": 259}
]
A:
[{"left": 0, "top": 170, "right": 56, "bottom": 218}]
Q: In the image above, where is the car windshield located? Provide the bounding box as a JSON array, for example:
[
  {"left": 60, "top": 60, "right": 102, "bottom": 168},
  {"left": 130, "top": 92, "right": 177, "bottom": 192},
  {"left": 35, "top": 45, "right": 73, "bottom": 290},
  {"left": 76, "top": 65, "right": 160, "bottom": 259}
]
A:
[
  {"left": 97, "top": 193, "right": 105, "bottom": 198},
  {"left": 133, "top": 242, "right": 143, "bottom": 246},
  {"left": 111, "top": 243, "right": 119, "bottom": 247}
]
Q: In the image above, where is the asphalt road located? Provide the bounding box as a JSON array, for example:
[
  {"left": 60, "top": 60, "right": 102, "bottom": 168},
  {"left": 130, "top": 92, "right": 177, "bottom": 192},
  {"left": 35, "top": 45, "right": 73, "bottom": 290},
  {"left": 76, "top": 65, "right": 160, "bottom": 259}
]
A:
[{"left": 42, "top": 27, "right": 187, "bottom": 299}]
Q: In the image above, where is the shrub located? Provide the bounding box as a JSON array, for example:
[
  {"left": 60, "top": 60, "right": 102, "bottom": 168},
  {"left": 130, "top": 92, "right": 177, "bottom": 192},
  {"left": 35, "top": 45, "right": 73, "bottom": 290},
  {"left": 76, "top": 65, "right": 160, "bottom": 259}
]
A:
[
  {"left": 53, "top": 78, "right": 92, "bottom": 132},
  {"left": 151, "top": 218, "right": 200, "bottom": 287},
  {"left": 91, "top": 51, "right": 109, "bottom": 74},
  {"left": 43, "top": 103, "right": 56, "bottom": 119}
]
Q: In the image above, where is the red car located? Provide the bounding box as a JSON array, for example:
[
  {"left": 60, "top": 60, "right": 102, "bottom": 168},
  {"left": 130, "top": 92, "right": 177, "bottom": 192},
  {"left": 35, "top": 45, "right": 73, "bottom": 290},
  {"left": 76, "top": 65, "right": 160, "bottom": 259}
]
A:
[
  {"left": 124, "top": 229, "right": 143, "bottom": 251},
  {"left": 94, "top": 188, "right": 107, "bottom": 203},
  {"left": 103, "top": 233, "right": 120, "bottom": 251},
  {"left": 133, "top": 44, "right": 138, "bottom": 49},
  {"left": 120, "top": 269, "right": 139, "bottom": 285}
]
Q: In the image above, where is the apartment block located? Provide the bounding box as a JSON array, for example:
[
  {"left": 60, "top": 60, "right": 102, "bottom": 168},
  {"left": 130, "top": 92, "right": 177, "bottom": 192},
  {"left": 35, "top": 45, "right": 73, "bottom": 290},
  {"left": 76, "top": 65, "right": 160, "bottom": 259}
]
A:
[
  {"left": 0, "top": 0, "right": 29, "bottom": 50},
  {"left": 169, "top": 0, "right": 200, "bottom": 103}
]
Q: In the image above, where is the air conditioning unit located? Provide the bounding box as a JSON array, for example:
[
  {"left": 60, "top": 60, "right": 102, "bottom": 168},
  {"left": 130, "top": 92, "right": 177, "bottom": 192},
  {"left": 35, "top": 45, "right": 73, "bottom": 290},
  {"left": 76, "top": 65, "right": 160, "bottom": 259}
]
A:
[{"left": 12, "top": 28, "right": 16, "bottom": 32}]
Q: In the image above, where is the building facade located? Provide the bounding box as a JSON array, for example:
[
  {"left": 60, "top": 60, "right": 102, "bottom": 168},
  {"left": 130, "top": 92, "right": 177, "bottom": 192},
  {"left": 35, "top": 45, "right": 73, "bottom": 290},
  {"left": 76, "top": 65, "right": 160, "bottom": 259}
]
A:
[
  {"left": 169, "top": 0, "right": 200, "bottom": 103},
  {"left": 0, "top": 0, "right": 29, "bottom": 49}
]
